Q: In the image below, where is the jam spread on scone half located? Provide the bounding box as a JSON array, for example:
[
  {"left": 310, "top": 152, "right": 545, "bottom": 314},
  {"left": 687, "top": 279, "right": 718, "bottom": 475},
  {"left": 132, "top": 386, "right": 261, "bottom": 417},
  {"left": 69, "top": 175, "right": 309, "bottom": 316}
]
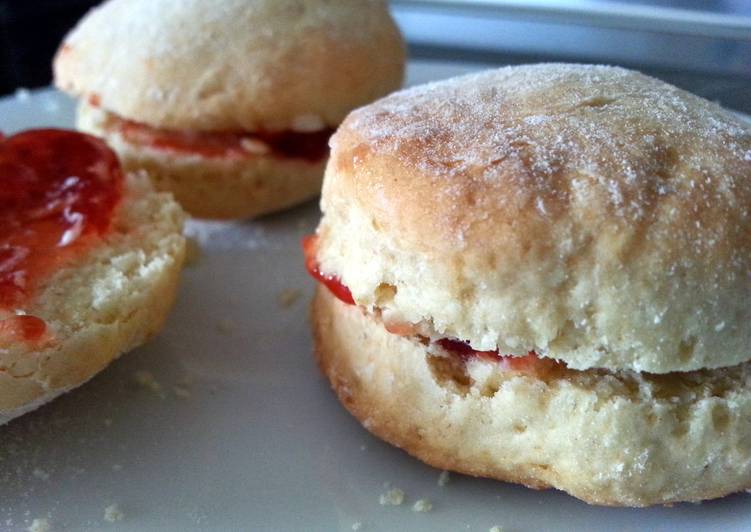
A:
[
  {"left": 0, "top": 129, "right": 123, "bottom": 343},
  {"left": 303, "top": 235, "right": 551, "bottom": 373}
]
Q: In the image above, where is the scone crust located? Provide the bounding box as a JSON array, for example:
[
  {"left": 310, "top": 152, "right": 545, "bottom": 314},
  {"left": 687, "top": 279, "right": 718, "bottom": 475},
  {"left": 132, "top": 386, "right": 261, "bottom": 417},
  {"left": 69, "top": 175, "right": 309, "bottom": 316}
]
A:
[
  {"left": 0, "top": 173, "right": 185, "bottom": 422},
  {"left": 54, "top": 0, "right": 405, "bottom": 131},
  {"left": 313, "top": 287, "right": 751, "bottom": 507},
  {"left": 317, "top": 64, "right": 751, "bottom": 373},
  {"left": 78, "top": 102, "right": 324, "bottom": 219}
]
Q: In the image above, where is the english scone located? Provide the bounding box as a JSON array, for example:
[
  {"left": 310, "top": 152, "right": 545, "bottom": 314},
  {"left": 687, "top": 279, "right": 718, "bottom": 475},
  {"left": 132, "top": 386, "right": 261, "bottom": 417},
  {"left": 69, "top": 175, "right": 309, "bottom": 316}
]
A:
[
  {"left": 305, "top": 64, "right": 751, "bottom": 506},
  {"left": 54, "top": 0, "right": 406, "bottom": 219}
]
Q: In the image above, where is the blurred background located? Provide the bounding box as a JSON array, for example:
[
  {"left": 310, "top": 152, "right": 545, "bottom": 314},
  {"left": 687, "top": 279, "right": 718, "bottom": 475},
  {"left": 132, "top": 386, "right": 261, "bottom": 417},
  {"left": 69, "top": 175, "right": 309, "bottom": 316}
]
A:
[{"left": 0, "top": 0, "right": 749, "bottom": 112}]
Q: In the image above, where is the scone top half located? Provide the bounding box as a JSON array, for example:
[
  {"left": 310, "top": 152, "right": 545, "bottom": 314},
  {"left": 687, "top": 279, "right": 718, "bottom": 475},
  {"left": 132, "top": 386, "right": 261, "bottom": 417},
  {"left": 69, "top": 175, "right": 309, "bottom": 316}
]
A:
[
  {"left": 313, "top": 64, "right": 751, "bottom": 374},
  {"left": 54, "top": 0, "right": 405, "bottom": 133}
]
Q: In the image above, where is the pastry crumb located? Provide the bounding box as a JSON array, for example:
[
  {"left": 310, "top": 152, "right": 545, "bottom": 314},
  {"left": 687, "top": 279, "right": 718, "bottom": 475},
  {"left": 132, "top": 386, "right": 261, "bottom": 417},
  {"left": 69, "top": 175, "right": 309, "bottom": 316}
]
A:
[
  {"left": 104, "top": 504, "right": 124, "bottom": 522},
  {"left": 379, "top": 487, "right": 405, "bottom": 506},
  {"left": 438, "top": 470, "right": 450, "bottom": 487},
  {"left": 27, "top": 518, "right": 50, "bottom": 532},
  {"left": 277, "top": 288, "right": 302, "bottom": 308},
  {"left": 133, "top": 370, "right": 162, "bottom": 394},
  {"left": 412, "top": 498, "right": 432, "bottom": 512},
  {"left": 489, "top": 526, "right": 504, "bottom": 532},
  {"left": 352, "top": 522, "right": 363, "bottom": 531}
]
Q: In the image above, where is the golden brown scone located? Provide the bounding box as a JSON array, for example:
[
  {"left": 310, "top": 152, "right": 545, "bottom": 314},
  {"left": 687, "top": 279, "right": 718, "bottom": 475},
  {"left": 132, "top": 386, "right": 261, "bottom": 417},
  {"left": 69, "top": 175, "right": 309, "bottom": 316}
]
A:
[
  {"left": 0, "top": 173, "right": 185, "bottom": 424},
  {"left": 313, "top": 287, "right": 751, "bottom": 507},
  {"left": 54, "top": 0, "right": 406, "bottom": 219},
  {"left": 316, "top": 64, "right": 751, "bottom": 373},
  {"left": 306, "top": 63, "right": 751, "bottom": 506}
]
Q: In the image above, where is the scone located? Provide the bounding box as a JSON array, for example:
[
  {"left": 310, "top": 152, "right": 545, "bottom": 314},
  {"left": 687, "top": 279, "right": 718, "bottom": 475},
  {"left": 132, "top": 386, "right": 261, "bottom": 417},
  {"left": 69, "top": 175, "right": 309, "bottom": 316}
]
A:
[
  {"left": 53, "top": 0, "right": 406, "bottom": 219},
  {"left": 305, "top": 64, "right": 751, "bottom": 506},
  {"left": 0, "top": 129, "right": 185, "bottom": 423}
]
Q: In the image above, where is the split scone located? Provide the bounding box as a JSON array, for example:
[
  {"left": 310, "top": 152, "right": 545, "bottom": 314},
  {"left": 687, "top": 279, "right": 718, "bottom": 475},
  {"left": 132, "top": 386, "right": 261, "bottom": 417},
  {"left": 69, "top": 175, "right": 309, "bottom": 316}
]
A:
[
  {"left": 53, "top": 0, "right": 406, "bottom": 219},
  {"left": 0, "top": 129, "right": 185, "bottom": 423},
  {"left": 305, "top": 64, "right": 751, "bottom": 506}
]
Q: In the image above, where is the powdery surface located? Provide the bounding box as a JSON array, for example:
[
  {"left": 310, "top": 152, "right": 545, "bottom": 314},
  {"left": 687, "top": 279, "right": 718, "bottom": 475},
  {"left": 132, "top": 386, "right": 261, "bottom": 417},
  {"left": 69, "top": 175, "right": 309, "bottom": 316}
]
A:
[{"left": 342, "top": 64, "right": 750, "bottom": 238}]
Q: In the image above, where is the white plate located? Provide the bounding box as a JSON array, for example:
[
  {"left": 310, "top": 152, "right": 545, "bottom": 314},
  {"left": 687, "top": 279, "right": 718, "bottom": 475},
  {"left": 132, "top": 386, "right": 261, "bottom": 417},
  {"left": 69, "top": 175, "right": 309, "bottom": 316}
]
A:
[{"left": 0, "top": 60, "right": 749, "bottom": 532}]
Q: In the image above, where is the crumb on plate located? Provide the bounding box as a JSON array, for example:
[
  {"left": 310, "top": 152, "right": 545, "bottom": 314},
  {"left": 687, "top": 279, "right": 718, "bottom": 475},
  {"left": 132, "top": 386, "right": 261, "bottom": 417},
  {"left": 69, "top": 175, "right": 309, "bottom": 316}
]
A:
[
  {"left": 27, "top": 518, "right": 50, "bottom": 532},
  {"left": 379, "top": 487, "right": 405, "bottom": 506},
  {"left": 412, "top": 498, "right": 432, "bottom": 512},
  {"left": 104, "top": 504, "right": 124, "bottom": 522},
  {"left": 133, "top": 370, "right": 163, "bottom": 394}
]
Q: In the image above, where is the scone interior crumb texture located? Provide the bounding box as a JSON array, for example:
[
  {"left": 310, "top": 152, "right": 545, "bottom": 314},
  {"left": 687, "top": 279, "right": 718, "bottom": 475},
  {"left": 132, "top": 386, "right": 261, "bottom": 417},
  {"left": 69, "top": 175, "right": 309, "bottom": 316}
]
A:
[
  {"left": 317, "top": 63, "right": 751, "bottom": 374},
  {"left": 311, "top": 64, "right": 751, "bottom": 506},
  {"left": 0, "top": 173, "right": 185, "bottom": 422}
]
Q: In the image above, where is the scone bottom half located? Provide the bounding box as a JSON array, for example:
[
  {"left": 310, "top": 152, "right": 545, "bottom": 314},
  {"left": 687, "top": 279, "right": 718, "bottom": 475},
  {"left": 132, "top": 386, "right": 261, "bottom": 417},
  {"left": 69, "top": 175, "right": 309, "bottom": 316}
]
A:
[
  {"left": 0, "top": 129, "right": 186, "bottom": 423},
  {"left": 312, "top": 284, "right": 751, "bottom": 507},
  {"left": 304, "top": 63, "right": 751, "bottom": 506},
  {"left": 75, "top": 101, "right": 333, "bottom": 220}
]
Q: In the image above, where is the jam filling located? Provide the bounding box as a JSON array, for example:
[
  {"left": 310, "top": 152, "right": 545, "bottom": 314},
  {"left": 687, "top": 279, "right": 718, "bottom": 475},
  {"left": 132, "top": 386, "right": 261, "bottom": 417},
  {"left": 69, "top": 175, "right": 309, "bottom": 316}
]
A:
[
  {"left": 0, "top": 129, "right": 123, "bottom": 343},
  {"left": 107, "top": 113, "right": 333, "bottom": 163},
  {"left": 0, "top": 315, "right": 48, "bottom": 344},
  {"left": 302, "top": 234, "right": 543, "bottom": 369},
  {"left": 302, "top": 235, "right": 355, "bottom": 305}
]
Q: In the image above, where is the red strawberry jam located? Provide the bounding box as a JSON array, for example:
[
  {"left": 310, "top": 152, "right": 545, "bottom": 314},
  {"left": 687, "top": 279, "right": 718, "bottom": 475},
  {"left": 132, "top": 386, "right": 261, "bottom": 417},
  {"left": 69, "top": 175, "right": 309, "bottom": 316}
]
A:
[
  {"left": 437, "top": 338, "right": 540, "bottom": 370},
  {"left": 302, "top": 235, "right": 355, "bottom": 305},
  {"left": 303, "top": 233, "right": 545, "bottom": 370},
  {"left": 0, "top": 129, "right": 123, "bottom": 343},
  {"left": 437, "top": 338, "right": 501, "bottom": 362},
  {"left": 113, "top": 116, "right": 333, "bottom": 163},
  {"left": 0, "top": 315, "right": 48, "bottom": 344}
]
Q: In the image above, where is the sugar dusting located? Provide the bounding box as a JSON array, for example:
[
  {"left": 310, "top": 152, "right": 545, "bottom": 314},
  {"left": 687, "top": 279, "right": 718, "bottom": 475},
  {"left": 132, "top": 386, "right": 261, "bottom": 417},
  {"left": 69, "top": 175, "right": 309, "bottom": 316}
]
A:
[{"left": 338, "top": 64, "right": 751, "bottom": 254}]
